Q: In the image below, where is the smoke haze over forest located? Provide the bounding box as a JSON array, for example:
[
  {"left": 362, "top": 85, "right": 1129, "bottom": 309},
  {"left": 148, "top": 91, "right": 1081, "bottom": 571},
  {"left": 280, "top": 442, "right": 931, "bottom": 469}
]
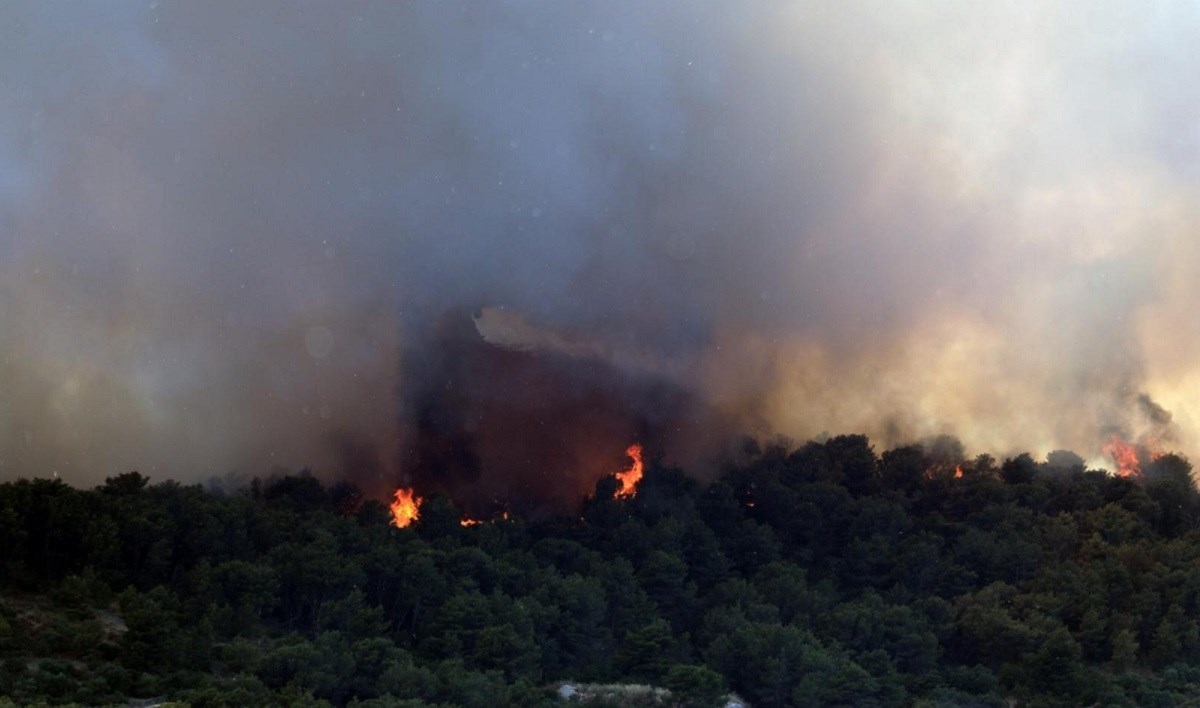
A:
[{"left": 2, "top": 2, "right": 1199, "bottom": 493}]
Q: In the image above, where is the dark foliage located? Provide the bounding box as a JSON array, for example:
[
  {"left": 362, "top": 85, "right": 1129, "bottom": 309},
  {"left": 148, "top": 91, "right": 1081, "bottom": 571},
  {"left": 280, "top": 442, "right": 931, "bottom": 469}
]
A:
[{"left": 2, "top": 439, "right": 1200, "bottom": 706}]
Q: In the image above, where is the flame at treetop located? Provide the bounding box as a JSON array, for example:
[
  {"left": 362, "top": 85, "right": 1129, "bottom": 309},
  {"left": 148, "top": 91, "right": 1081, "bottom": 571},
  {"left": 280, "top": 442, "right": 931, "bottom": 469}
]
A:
[
  {"left": 1142, "top": 432, "right": 1169, "bottom": 462},
  {"left": 390, "top": 487, "right": 422, "bottom": 528},
  {"left": 923, "top": 463, "right": 963, "bottom": 481},
  {"left": 615, "top": 444, "right": 644, "bottom": 498},
  {"left": 460, "top": 511, "right": 510, "bottom": 527},
  {"left": 1102, "top": 435, "right": 1142, "bottom": 478}
]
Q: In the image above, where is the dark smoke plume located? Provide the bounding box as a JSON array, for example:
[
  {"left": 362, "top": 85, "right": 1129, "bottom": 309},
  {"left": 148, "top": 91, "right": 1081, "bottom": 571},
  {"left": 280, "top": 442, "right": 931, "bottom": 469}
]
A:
[
  {"left": 395, "top": 310, "right": 731, "bottom": 512},
  {"left": 2, "top": 2, "right": 1199, "bottom": 493}
]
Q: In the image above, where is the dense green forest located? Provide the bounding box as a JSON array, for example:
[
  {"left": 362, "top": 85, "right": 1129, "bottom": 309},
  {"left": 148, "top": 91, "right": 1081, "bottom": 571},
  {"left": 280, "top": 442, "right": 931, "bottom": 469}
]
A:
[{"left": 3, "top": 435, "right": 1200, "bottom": 706}]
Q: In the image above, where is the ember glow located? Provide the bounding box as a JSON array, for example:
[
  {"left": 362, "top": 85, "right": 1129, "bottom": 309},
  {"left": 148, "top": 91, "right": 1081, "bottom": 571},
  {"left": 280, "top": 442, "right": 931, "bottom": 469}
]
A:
[
  {"left": 1144, "top": 435, "right": 1169, "bottom": 463},
  {"left": 1102, "top": 435, "right": 1142, "bottom": 478},
  {"left": 460, "top": 511, "right": 510, "bottom": 527},
  {"left": 614, "top": 444, "right": 644, "bottom": 499},
  {"left": 389, "top": 488, "right": 422, "bottom": 528},
  {"left": 924, "top": 462, "right": 962, "bottom": 481}
]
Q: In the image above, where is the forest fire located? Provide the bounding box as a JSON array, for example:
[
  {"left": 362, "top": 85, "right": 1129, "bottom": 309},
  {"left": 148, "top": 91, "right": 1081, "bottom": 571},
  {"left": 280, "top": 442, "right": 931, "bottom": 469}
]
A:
[
  {"left": 614, "top": 444, "right": 644, "bottom": 498},
  {"left": 460, "top": 511, "right": 510, "bottom": 527},
  {"left": 389, "top": 487, "right": 422, "bottom": 528},
  {"left": 923, "top": 462, "right": 963, "bottom": 481},
  {"left": 1143, "top": 435, "right": 1169, "bottom": 462},
  {"left": 1102, "top": 435, "right": 1141, "bottom": 478}
]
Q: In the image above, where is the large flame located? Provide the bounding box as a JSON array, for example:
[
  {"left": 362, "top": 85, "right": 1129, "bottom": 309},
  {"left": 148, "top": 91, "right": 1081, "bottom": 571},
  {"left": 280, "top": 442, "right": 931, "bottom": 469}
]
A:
[
  {"left": 614, "top": 443, "right": 644, "bottom": 498},
  {"left": 1102, "top": 435, "right": 1142, "bottom": 478},
  {"left": 389, "top": 487, "right": 422, "bottom": 528}
]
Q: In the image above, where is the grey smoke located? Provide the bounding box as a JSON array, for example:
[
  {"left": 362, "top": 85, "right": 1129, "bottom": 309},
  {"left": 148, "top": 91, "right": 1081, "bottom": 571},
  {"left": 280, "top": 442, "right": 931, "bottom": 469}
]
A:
[{"left": 1, "top": 1, "right": 1199, "bottom": 488}]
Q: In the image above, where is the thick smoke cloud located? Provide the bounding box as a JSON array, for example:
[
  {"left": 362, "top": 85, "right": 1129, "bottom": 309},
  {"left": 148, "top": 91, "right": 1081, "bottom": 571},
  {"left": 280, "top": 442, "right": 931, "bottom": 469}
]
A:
[
  {"left": 399, "top": 309, "right": 730, "bottom": 511},
  {"left": 1, "top": 2, "right": 1198, "bottom": 490}
]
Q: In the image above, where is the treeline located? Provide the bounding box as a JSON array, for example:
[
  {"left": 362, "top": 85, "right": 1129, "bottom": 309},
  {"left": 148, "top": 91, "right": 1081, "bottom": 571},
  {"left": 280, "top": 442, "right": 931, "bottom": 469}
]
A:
[{"left": 3, "top": 435, "right": 1200, "bottom": 706}]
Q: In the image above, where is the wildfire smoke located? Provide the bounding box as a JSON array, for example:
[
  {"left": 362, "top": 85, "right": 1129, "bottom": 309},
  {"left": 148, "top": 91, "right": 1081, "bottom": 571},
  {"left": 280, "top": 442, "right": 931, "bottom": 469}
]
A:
[{"left": 3, "top": 4, "right": 1200, "bottom": 496}]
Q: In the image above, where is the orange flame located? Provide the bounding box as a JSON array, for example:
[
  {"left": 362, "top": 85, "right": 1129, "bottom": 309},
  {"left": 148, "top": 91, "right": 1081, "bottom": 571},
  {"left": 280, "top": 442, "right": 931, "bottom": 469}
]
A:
[
  {"left": 1142, "top": 432, "right": 1168, "bottom": 461},
  {"left": 389, "top": 487, "right": 422, "bottom": 528},
  {"left": 1102, "top": 435, "right": 1142, "bottom": 478},
  {"left": 460, "top": 511, "right": 511, "bottom": 527},
  {"left": 923, "top": 463, "right": 962, "bottom": 481},
  {"left": 614, "top": 444, "right": 644, "bottom": 498}
]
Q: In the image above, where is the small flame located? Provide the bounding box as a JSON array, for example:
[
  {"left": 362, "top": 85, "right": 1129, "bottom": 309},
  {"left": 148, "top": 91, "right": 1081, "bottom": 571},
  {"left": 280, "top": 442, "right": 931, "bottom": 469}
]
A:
[
  {"left": 460, "top": 511, "right": 510, "bottom": 527},
  {"left": 924, "top": 463, "right": 962, "bottom": 481},
  {"left": 389, "top": 487, "right": 422, "bottom": 528},
  {"left": 1142, "top": 432, "right": 1168, "bottom": 461},
  {"left": 614, "top": 443, "right": 644, "bottom": 498},
  {"left": 1102, "top": 435, "right": 1142, "bottom": 478}
]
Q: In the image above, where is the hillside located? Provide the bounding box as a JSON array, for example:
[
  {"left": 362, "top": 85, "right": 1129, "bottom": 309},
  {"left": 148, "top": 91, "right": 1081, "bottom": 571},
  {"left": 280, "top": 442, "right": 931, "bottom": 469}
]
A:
[{"left": 3, "top": 436, "right": 1200, "bottom": 706}]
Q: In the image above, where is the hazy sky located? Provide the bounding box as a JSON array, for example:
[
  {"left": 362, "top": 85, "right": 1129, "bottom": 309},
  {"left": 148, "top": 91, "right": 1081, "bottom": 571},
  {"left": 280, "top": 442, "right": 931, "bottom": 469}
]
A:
[{"left": 2, "top": 1, "right": 1198, "bottom": 486}]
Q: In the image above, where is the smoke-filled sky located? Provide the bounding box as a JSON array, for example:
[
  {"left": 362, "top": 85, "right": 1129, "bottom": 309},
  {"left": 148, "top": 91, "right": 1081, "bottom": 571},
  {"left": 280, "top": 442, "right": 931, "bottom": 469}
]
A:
[{"left": 2, "top": 1, "right": 1199, "bottom": 488}]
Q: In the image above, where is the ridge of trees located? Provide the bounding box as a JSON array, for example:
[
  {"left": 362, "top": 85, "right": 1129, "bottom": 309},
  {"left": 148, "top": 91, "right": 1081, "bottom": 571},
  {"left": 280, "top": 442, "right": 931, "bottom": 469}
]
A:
[{"left": 2, "top": 435, "right": 1200, "bottom": 706}]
